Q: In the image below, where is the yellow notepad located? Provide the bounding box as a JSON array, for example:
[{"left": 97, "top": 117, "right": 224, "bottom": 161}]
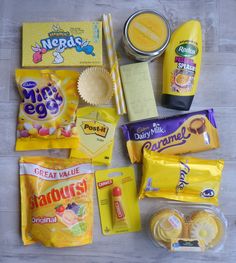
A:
[{"left": 120, "top": 62, "right": 158, "bottom": 121}]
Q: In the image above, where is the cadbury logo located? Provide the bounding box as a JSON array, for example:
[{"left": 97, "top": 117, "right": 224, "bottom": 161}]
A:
[
  {"left": 176, "top": 161, "right": 190, "bottom": 192},
  {"left": 22, "top": 81, "right": 37, "bottom": 89}
]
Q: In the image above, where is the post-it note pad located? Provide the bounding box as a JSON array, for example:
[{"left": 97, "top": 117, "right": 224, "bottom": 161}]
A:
[{"left": 120, "top": 62, "right": 158, "bottom": 121}]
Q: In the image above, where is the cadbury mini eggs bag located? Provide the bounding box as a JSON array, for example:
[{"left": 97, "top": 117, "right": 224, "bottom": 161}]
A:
[{"left": 15, "top": 69, "right": 79, "bottom": 150}]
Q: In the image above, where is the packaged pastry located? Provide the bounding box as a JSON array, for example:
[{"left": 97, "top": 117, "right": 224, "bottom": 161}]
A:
[
  {"left": 121, "top": 109, "right": 220, "bottom": 163},
  {"left": 148, "top": 203, "right": 227, "bottom": 252},
  {"left": 139, "top": 149, "right": 224, "bottom": 205},
  {"left": 22, "top": 22, "right": 102, "bottom": 67},
  {"left": 95, "top": 167, "right": 141, "bottom": 235},
  {"left": 20, "top": 156, "right": 94, "bottom": 247},
  {"left": 70, "top": 107, "right": 120, "bottom": 165},
  {"left": 15, "top": 69, "right": 79, "bottom": 151}
]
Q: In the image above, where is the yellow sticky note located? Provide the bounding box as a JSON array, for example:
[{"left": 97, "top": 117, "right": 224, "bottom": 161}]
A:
[
  {"left": 22, "top": 22, "right": 102, "bottom": 67},
  {"left": 120, "top": 62, "right": 158, "bottom": 121},
  {"left": 70, "top": 107, "right": 119, "bottom": 165}
]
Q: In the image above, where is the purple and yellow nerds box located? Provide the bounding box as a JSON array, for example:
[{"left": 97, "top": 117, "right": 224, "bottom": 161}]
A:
[{"left": 22, "top": 22, "right": 102, "bottom": 67}]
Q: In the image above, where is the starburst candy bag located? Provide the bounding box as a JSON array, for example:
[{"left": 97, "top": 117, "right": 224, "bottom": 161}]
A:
[
  {"left": 139, "top": 149, "right": 224, "bottom": 205},
  {"left": 70, "top": 107, "right": 120, "bottom": 165},
  {"left": 20, "top": 156, "right": 94, "bottom": 247},
  {"left": 15, "top": 69, "right": 79, "bottom": 151}
]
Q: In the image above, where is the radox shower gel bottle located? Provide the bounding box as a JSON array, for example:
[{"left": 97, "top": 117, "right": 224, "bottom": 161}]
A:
[{"left": 162, "top": 20, "right": 202, "bottom": 110}]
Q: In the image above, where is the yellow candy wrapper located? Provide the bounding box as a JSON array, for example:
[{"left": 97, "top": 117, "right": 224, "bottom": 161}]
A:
[
  {"left": 121, "top": 109, "right": 220, "bottom": 163},
  {"left": 139, "top": 149, "right": 224, "bottom": 205},
  {"left": 16, "top": 69, "right": 79, "bottom": 151},
  {"left": 20, "top": 156, "right": 94, "bottom": 247},
  {"left": 95, "top": 167, "right": 141, "bottom": 235},
  {"left": 70, "top": 107, "right": 119, "bottom": 165}
]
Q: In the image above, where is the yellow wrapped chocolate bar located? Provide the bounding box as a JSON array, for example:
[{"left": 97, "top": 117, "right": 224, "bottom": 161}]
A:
[
  {"left": 70, "top": 107, "right": 119, "bottom": 165},
  {"left": 139, "top": 149, "right": 224, "bottom": 205},
  {"left": 20, "top": 156, "right": 94, "bottom": 247}
]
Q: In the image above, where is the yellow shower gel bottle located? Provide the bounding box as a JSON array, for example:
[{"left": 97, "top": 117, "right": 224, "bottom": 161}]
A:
[{"left": 162, "top": 20, "right": 202, "bottom": 110}]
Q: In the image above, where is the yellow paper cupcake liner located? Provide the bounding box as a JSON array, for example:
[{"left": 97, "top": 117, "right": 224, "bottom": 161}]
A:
[{"left": 78, "top": 67, "right": 114, "bottom": 105}]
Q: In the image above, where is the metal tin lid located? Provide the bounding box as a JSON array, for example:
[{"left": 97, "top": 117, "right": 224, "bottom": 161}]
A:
[{"left": 124, "top": 10, "right": 171, "bottom": 57}]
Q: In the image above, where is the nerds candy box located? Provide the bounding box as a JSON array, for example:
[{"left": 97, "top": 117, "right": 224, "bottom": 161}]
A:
[{"left": 22, "top": 22, "right": 102, "bottom": 67}]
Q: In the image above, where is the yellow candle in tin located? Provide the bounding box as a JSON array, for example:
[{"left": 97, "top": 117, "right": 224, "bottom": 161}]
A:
[
  {"left": 128, "top": 12, "right": 169, "bottom": 52},
  {"left": 123, "top": 10, "right": 170, "bottom": 61}
]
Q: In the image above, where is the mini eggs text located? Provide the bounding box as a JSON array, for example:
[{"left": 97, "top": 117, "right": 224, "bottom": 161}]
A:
[{"left": 22, "top": 81, "right": 63, "bottom": 119}]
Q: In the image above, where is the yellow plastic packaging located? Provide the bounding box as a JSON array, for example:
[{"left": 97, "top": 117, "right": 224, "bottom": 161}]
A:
[
  {"left": 70, "top": 107, "right": 119, "bottom": 165},
  {"left": 16, "top": 69, "right": 79, "bottom": 151},
  {"left": 95, "top": 167, "right": 141, "bottom": 235},
  {"left": 139, "top": 149, "right": 224, "bottom": 205},
  {"left": 121, "top": 109, "right": 219, "bottom": 164},
  {"left": 148, "top": 202, "right": 227, "bottom": 252},
  {"left": 20, "top": 156, "right": 94, "bottom": 247},
  {"left": 162, "top": 20, "right": 202, "bottom": 110}
]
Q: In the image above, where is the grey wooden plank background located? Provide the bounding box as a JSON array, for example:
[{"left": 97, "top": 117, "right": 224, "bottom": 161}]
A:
[{"left": 0, "top": 0, "right": 236, "bottom": 262}]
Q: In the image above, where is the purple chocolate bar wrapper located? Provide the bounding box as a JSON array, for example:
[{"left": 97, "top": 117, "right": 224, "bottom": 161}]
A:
[
  {"left": 121, "top": 109, "right": 220, "bottom": 163},
  {"left": 121, "top": 109, "right": 217, "bottom": 141}
]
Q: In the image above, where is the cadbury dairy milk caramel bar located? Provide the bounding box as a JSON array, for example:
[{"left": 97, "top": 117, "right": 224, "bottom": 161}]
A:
[{"left": 121, "top": 109, "right": 219, "bottom": 163}]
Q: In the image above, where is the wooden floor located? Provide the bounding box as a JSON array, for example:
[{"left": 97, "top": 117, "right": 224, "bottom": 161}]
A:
[{"left": 1, "top": 0, "right": 236, "bottom": 262}]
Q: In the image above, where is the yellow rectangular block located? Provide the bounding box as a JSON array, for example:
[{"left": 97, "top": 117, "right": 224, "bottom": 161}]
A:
[{"left": 22, "top": 22, "right": 102, "bottom": 67}]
